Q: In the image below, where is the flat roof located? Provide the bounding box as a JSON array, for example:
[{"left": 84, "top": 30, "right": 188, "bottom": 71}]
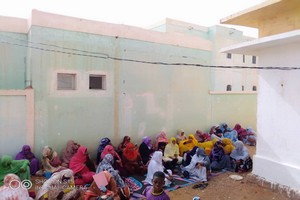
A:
[{"left": 220, "top": 30, "right": 300, "bottom": 55}]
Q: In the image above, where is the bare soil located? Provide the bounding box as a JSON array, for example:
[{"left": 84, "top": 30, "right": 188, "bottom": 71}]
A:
[{"left": 168, "top": 145, "right": 290, "bottom": 200}]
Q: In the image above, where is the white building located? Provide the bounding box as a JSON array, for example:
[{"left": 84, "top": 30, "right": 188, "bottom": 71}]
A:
[{"left": 221, "top": 0, "right": 300, "bottom": 198}]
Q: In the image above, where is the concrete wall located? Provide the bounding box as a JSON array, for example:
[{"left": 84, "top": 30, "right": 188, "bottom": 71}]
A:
[
  {"left": 28, "top": 26, "right": 116, "bottom": 158},
  {"left": 210, "top": 92, "right": 257, "bottom": 131},
  {"left": 0, "top": 33, "right": 28, "bottom": 89},
  {"left": 0, "top": 11, "right": 258, "bottom": 160},
  {"left": 254, "top": 41, "right": 300, "bottom": 190},
  {"left": 28, "top": 25, "right": 214, "bottom": 158},
  {"left": 0, "top": 89, "right": 34, "bottom": 157},
  {"left": 28, "top": 25, "right": 257, "bottom": 159},
  {"left": 208, "top": 26, "right": 258, "bottom": 92}
]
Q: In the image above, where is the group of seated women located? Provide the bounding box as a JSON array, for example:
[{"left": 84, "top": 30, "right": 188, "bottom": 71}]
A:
[{"left": 0, "top": 122, "right": 255, "bottom": 199}]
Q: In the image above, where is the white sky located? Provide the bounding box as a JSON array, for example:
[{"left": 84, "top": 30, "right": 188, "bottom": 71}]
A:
[{"left": 1, "top": 0, "right": 265, "bottom": 37}]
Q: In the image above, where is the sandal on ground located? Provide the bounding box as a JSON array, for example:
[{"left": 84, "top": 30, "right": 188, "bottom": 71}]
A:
[{"left": 192, "top": 182, "right": 209, "bottom": 189}]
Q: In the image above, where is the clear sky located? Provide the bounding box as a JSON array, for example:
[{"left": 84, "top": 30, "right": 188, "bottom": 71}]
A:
[{"left": 1, "top": 0, "right": 265, "bottom": 37}]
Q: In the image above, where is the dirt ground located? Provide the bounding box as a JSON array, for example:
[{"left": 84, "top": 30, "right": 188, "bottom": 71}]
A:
[{"left": 168, "top": 145, "right": 290, "bottom": 200}]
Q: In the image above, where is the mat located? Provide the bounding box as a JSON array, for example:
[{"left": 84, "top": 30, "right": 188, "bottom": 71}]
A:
[{"left": 126, "top": 171, "right": 225, "bottom": 200}]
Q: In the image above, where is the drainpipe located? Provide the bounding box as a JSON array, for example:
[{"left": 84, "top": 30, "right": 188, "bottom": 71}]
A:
[{"left": 25, "top": 32, "right": 32, "bottom": 89}]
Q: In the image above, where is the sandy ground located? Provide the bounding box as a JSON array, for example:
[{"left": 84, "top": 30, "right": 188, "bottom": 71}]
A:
[{"left": 168, "top": 145, "right": 291, "bottom": 200}]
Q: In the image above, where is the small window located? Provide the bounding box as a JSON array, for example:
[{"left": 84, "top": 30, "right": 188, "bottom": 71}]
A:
[
  {"left": 253, "top": 85, "right": 257, "bottom": 91},
  {"left": 89, "top": 75, "right": 106, "bottom": 90},
  {"left": 227, "top": 53, "right": 232, "bottom": 59},
  {"left": 243, "top": 55, "right": 245, "bottom": 63},
  {"left": 252, "top": 56, "right": 256, "bottom": 64},
  {"left": 57, "top": 73, "right": 76, "bottom": 90},
  {"left": 226, "top": 85, "right": 232, "bottom": 91}
]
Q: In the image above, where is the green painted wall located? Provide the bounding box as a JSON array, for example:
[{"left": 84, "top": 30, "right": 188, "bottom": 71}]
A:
[
  {"left": 0, "top": 33, "right": 27, "bottom": 89},
  {"left": 0, "top": 25, "right": 257, "bottom": 159},
  {"left": 29, "top": 27, "right": 116, "bottom": 158}
]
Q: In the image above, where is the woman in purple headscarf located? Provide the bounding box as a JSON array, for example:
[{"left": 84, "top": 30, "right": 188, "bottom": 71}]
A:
[
  {"left": 139, "top": 136, "right": 155, "bottom": 165},
  {"left": 15, "top": 145, "right": 40, "bottom": 175}
]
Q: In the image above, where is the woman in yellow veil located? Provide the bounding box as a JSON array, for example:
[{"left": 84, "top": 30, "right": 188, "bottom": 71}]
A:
[{"left": 179, "top": 134, "right": 198, "bottom": 156}]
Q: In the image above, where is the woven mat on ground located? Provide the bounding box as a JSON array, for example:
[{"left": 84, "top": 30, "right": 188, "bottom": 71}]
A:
[{"left": 126, "top": 171, "right": 225, "bottom": 200}]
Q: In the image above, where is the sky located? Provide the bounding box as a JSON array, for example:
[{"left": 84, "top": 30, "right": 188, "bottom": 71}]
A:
[{"left": 0, "top": 0, "right": 265, "bottom": 37}]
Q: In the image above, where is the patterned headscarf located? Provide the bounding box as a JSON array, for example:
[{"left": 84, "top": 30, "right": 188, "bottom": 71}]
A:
[
  {"left": 36, "top": 169, "right": 75, "bottom": 200},
  {"left": 96, "top": 154, "right": 125, "bottom": 188}
]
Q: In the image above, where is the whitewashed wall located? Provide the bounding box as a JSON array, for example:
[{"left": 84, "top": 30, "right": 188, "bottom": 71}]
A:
[{"left": 254, "top": 41, "right": 300, "bottom": 190}]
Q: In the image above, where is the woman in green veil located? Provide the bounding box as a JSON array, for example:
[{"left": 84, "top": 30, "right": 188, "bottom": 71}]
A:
[{"left": 0, "top": 155, "right": 30, "bottom": 186}]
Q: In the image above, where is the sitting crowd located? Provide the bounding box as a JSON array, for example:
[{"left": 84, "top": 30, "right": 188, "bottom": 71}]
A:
[{"left": 0, "top": 123, "right": 256, "bottom": 199}]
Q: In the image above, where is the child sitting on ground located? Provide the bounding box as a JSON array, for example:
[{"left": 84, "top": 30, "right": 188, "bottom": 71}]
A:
[{"left": 142, "top": 171, "right": 170, "bottom": 200}]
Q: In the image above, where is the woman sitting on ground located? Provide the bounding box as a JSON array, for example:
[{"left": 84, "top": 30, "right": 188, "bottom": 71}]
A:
[
  {"left": 176, "top": 129, "right": 187, "bottom": 144},
  {"left": 178, "top": 134, "right": 198, "bottom": 156},
  {"left": 209, "top": 125, "right": 218, "bottom": 135},
  {"left": 145, "top": 151, "right": 173, "bottom": 187},
  {"left": 0, "top": 173, "right": 33, "bottom": 199},
  {"left": 36, "top": 169, "right": 80, "bottom": 200},
  {"left": 163, "top": 137, "right": 182, "bottom": 171},
  {"left": 219, "top": 123, "right": 231, "bottom": 133},
  {"left": 85, "top": 171, "right": 121, "bottom": 200},
  {"left": 36, "top": 146, "right": 63, "bottom": 176},
  {"left": 15, "top": 144, "right": 40, "bottom": 175},
  {"left": 139, "top": 136, "right": 155, "bottom": 165},
  {"left": 96, "top": 154, "right": 130, "bottom": 199},
  {"left": 69, "top": 146, "right": 95, "bottom": 186},
  {"left": 210, "top": 141, "right": 233, "bottom": 172},
  {"left": 230, "top": 141, "right": 253, "bottom": 172},
  {"left": 211, "top": 128, "right": 224, "bottom": 141},
  {"left": 194, "top": 130, "right": 210, "bottom": 143},
  {"left": 122, "top": 142, "right": 146, "bottom": 175},
  {"left": 223, "top": 129, "right": 238, "bottom": 143},
  {"left": 0, "top": 155, "right": 30, "bottom": 186},
  {"left": 117, "top": 136, "right": 131, "bottom": 158},
  {"left": 61, "top": 140, "right": 80, "bottom": 168},
  {"left": 97, "top": 137, "right": 112, "bottom": 165},
  {"left": 101, "top": 145, "right": 125, "bottom": 176},
  {"left": 182, "top": 146, "right": 198, "bottom": 166},
  {"left": 155, "top": 131, "right": 169, "bottom": 151},
  {"left": 233, "top": 123, "right": 247, "bottom": 141},
  {"left": 245, "top": 127, "right": 257, "bottom": 146},
  {"left": 182, "top": 147, "right": 210, "bottom": 181},
  {"left": 222, "top": 138, "right": 235, "bottom": 155}
]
